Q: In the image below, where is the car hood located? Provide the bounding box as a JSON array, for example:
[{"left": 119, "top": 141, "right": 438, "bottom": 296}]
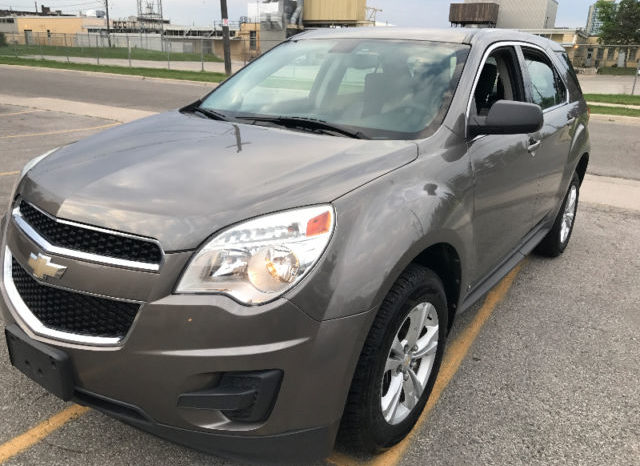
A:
[{"left": 21, "top": 111, "right": 417, "bottom": 251}]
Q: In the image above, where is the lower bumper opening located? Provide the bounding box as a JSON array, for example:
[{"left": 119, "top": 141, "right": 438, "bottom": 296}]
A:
[
  {"left": 177, "top": 369, "right": 283, "bottom": 423},
  {"left": 74, "top": 388, "right": 152, "bottom": 424}
]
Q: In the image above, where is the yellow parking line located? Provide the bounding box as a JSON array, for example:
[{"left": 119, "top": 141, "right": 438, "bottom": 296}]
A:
[
  {"left": 328, "top": 260, "right": 525, "bottom": 466},
  {"left": 0, "top": 262, "right": 524, "bottom": 465},
  {"left": 0, "top": 123, "right": 118, "bottom": 139},
  {"left": 0, "top": 110, "right": 42, "bottom": 117},
  {"left": 0, "top": 171, "right": 19, "bottom": 177},
  {"left": 0, "top": 405, "right": 90, "bottom": 463}
]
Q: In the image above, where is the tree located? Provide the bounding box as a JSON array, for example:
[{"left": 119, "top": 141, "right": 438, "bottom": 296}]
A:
[
  {"left": 0, "top": 32, "right": 6, "bottom": 47},
  {"left": 596, "top": 0, "right": 640, "bottom": 66}
]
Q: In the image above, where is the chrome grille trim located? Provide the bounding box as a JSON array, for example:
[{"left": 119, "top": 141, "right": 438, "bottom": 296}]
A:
[
  {"left": 12, "top": 203, "right": 162, "bottom": 272},
  {"left": 3, "top": 247, "right": 127, "bottom": 346}
]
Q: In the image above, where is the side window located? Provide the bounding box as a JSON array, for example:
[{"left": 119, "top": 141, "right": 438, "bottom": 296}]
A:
[
  {"left": 555, "top": 51, "right": 582, "bottom": 95},
  {"left": 523, "top": 50, "right": 567, "bottom": 110},
  {"left": 473, "top": 47, "right": 523, "bottom": 116}
]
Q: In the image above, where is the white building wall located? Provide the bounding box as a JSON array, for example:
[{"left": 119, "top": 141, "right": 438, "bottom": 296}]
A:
[{"left": 464, "top": 0, "right": 558, "bottom": 29}]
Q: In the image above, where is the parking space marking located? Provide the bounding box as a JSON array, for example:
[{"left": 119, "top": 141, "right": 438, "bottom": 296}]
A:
[
  {"left": 0, "top": 110, "right": 42, "bottom": 117},
  {"left": 0, "top": 405, "right": 90, "bottom": 463},
  {"left": 328, "top": 260, "right": 525, "bottom": 466},
  {"left": 369, "top": 261, "right": 525, "bottom": 466},
  {"left": 0, "top": 261, "right": 522, "bottom": 465},
  {"left": 0, "top": 171, "right": 19, "bottom": 177},
  {"left": 0, "top": 123, "right": 119, "bottom": 140}
]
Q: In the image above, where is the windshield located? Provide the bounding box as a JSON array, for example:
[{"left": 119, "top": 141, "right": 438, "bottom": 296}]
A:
[{"left": 199, "top": 38, "right": 470, "bottom": 139}]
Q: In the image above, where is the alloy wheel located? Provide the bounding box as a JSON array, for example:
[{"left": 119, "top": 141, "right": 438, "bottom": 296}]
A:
[
  {"left": 560, "top": 184, "right": 578, "bottom": 244},
  {"left": 380, "top": 302, "right": 439, "bottom": 425}
]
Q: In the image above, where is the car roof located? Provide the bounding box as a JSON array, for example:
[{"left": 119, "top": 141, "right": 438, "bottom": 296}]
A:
[{"left": 294, "top": 27, "right": 565, "bottom": 52}]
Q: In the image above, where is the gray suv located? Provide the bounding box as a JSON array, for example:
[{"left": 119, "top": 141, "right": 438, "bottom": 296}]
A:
[{"left": 1, "top": 28, "right": 589, "bottom": 462}]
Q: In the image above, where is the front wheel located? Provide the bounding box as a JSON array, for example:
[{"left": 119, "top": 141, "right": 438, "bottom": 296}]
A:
[
  {"left": 535, "top": 173, "right": 580, "bottom": 257},
  {"left": 339, "top": 264, "right": 448, "bottom": 452}
]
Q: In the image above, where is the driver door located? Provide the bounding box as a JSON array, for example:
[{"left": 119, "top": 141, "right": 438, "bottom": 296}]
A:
[{"left": 467, "top": 46, "right": 539, "bottom": 282}]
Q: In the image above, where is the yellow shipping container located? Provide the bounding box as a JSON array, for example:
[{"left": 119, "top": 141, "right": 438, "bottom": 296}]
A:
[{"left": 303, "top": 0, "right": 367, "bottom": 23}]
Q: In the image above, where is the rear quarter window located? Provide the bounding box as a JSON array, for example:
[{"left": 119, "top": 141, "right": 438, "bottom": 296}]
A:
[{"left": 555, "top": 51, "right": 583, "bottom": 98}]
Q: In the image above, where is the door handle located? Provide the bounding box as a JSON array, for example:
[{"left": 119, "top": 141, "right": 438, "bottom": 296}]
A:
[{"left": 528, "top": 138, "right": 542, "bottom": 154}]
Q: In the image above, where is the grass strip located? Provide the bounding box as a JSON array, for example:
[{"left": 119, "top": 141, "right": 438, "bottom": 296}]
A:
[
  {"left": 0, "top": 44, "right": 222, "bottom": 62},
  {"left": 0, "top": 56, "right": 226, "bottom": 83},
  {"left": 588, "top": 104, "right": 640, "bottom": 118},
  {"left": 597, "top": 67, "right": 637, "bottom": 76},
  {"left": 583, "top": 94, "right": 640, "bottom": 106}
]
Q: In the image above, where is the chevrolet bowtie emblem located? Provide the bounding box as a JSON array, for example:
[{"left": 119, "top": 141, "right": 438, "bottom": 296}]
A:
[{"left": 27, "top": 253, "right": 67, "bottom": 280}]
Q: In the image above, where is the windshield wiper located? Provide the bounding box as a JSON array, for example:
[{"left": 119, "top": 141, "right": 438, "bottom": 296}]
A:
[
  {"left": 193, "top": 106, "right": 229, "bottom": 122},
  {"left": 236, "top": 115, "right": 368, "bottom": 139}
]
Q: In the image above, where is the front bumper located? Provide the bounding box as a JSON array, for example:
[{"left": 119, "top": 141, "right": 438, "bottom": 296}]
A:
[{"left": 0, "top": 213, "right": 374, "bottom": 462}]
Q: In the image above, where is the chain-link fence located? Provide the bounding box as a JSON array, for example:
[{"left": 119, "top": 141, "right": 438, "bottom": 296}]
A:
[
  {"left": 2, "top": 32, "right": 639, "bottom": 93},
  {"left": 0, "top": 31, "right": 285, "bottom": 71},
  {"left": 568, "top": 44, "right": 640, "bottom": 74}
]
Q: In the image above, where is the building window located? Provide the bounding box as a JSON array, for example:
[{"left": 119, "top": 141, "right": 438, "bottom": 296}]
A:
[
  {"left": 597, "top": 47, "right": 604, "bottom": 60},
  {"left": 249, "top": 30, "right": 257, "bottom": 50},
  {"left": 628, "top": 48, "right": 637, "bottom": 62},
  {"left": 607, "top": 47, "right": 615, "bottom": 60}
]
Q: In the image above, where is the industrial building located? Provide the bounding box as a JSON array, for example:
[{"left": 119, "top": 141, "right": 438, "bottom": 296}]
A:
[
  {"left": 244, "top": 0, "right": 375, "bottom": 54},
  {"left": 450, "top": 0, "right": 558, "bottom": 29},
  {"left": 585, "top": 0, "right": 615, "bottom": 36},
  {"left": 0, "top": 14, "right": 105, "bottom": 45}
]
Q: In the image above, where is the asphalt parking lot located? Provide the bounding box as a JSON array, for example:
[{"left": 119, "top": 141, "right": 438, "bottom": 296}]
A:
[{"left": 1, "top": 69, "right": 639, "bottom": 465}]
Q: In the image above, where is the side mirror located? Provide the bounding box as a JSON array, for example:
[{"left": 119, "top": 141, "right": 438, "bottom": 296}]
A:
[{"left": 468, "top": 100, "right": 543, "bottom": 138}]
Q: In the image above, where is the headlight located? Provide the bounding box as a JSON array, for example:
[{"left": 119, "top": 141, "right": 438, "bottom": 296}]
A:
[{"left": 176, "top": 205, "right": 335, "bottom": 304}]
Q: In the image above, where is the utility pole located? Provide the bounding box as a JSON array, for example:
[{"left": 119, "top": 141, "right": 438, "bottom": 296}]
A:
[
  {"left": 104, "top": 0, "right": 111, "bottom": 47},
  {"left": 34, "top": 1, "right": 37, "bottom": 14},
  {"left": 220, "top": 0, "right": 232, "bottom": 75},
  {"left": 159, "top": 0, "right": 165, "bottom": 53}
]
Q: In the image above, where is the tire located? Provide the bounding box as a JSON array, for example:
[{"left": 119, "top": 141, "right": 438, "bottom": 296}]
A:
[
  {"left": 535, "top": 173, "right": 580, "bottom": 257},
  {"left": 339, "top": 264, "right": 448, "bottom": 453}
]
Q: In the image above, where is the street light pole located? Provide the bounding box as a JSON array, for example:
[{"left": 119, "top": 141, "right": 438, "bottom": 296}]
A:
[{"left": 220, "top": 0, "right": 232, "bottom": 75}]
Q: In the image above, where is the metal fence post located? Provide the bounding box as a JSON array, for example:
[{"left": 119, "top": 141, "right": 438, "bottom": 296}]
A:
[
  {"left": 96, "top": 34, "right": 100, "bottom": 65},
  {"left": 167, "top": 39, "right": 171, "bottom": 70},
  {"left": 632, "top": 61, "right": 639, "bottom": 96},
  {"left": 127, "top": 36, "right": 132, "bottom": 68},
  {"left": 64, "top": 33, "right": 70, "bottom": 63},
  {"left": 201, "top": 38, "right": 205, "bottom": 72}
]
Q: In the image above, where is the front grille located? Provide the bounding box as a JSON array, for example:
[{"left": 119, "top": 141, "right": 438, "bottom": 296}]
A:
[
  {"left": 11, "top": 258, "right": 140, "bottom": 339},
  {"left": 19, "top": 201, "right": 162, "bottom": 265}
]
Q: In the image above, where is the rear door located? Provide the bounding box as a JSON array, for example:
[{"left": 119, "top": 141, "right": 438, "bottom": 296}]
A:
[
  {"left": 467, "top": 45, "right": 538, "bottom": 281},
  {"left": 519, "top": 46, "right": 573, "bottom": 224}
]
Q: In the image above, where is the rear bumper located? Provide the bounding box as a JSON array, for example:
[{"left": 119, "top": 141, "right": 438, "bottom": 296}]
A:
[{"left": 0, "top": 237, "right": 374, "bottom": 461}]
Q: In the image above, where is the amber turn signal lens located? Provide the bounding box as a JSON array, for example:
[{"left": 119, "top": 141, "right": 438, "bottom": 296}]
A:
[{"left": 306, "top": 211, "right": 332, "bottom": 237}]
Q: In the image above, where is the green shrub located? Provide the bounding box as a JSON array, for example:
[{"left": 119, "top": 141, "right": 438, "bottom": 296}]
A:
[{"left": 0, "top": 32, "right": 7, "bottom": 47}]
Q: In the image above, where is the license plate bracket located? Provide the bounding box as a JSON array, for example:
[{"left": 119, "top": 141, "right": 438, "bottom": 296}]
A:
[{"left": 5, "top": 324, "right": 74, "bottom": 401}]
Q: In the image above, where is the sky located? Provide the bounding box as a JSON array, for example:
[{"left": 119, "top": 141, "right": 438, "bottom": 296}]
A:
[{"left": 1, "top": 0, "right": 598, "bottom": 29}]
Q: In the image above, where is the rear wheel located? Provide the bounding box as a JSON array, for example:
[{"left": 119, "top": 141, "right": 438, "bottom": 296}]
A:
[
  {"left": 339, "top": 264, "right": 448, "bottom": 452},
  {"left": 535, "top": 173, "right": 580, "bottom": 257}
]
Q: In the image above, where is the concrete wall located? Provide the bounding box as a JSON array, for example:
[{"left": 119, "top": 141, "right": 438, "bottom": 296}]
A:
[
  {"left": 0, "top": 17, "right": 18, "bottom": 34},
  {"left": 14, "top": 16, "right": 105, "bottom": 34}
]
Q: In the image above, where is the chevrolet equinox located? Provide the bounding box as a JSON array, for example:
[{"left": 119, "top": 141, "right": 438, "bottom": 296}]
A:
[{"left": 1, "top": 28, "right": 590, "bottom": 462}]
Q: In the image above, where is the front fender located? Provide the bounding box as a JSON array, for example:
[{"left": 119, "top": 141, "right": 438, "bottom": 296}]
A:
[{"left": 286, "top": 129, "right": 474, "bottom": 322}]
